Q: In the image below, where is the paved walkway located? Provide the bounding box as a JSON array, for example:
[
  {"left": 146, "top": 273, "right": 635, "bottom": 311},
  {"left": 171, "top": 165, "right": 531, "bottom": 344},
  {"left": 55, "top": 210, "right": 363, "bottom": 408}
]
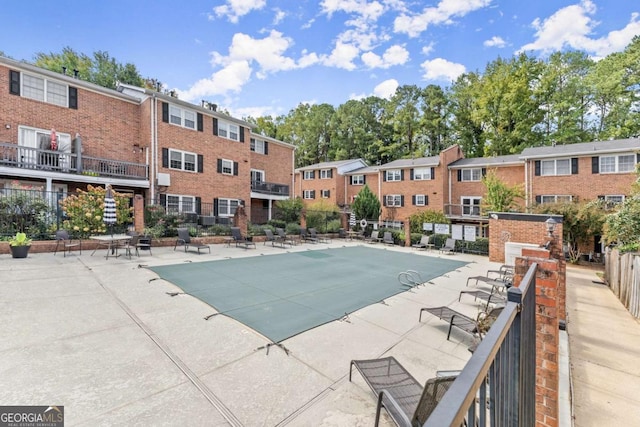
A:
[{"left": 566, "top": 265, "right": 640, "bottom": 426}]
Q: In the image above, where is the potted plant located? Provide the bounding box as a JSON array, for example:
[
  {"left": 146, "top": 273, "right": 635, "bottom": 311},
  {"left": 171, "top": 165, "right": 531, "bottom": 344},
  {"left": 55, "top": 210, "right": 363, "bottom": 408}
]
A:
[{"left": 9, "top": 232, "right": 32, "bottom": 258}]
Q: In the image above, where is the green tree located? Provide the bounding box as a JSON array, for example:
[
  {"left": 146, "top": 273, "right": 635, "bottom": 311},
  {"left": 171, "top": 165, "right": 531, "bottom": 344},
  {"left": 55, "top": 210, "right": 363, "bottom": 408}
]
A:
[
  {"left": 386, "top": 85, "right": 424, "bottom": 158},
  {"left": 274, "top": 197, "right": 304, "bottom": 223},
  {"left": 420, "top": 84, "right": 451, "bottom": 156},
  {"left": 481, "top": 170, "right": 524, "bottom": 214},
  {"left": 448, "top": 72, "right": 486, "bottom": 157},
  {"left": 351, "top": 185, "right": 381, "bottom": 221},
  {"left": 408, "top": 210, "right": 449, "bottom": 234},
  {"left": 602, "top": 165, "right": 640, "bottom": 251}
]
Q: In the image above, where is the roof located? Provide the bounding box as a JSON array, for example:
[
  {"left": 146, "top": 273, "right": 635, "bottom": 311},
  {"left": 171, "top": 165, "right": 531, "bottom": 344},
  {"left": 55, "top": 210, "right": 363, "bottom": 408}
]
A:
[
  {"left": 344, "top": 165, "right": 380, "bottom": 175},
  {"left": 250, "top": 133, "right": 295, "bottom": 150},
  {"left": 295, "top": 158, "right": 367, "bottom": 172},
  {"left": 449, "top": 154, "right": 522, "bottom": 168},
  {"left": 377, "top": 156, "right": 440, "bottom": 170},
  {"left": 520, "top": 138, "right": 640, "bottom": 159}
]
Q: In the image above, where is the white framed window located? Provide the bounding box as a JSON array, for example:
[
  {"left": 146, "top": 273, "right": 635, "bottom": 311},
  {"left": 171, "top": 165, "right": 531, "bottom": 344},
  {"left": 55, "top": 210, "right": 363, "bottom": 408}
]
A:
[
  {"left": 461, "top": 196, "right": 481, "bottom": 216},
  {"left": 218, "top": 121, "right": 240, "bottom": 141},
  {"left": 18, "top": 126, "right": 72, "bottom": 167},
  {"left": 169, "top": 149, "right": 197, "bottom": 172},
  {"left": 414, "top": 194, "right": 426, "bottom": 206},
  {"left": 541, "top": 159, "right": 570, "bottom": 176},
  {"left": 539, "top": 195, "right": 572, "bottom": 204},
  {"left": 251, "top": 138, "right": 266, "bottom": 154},
  {"left": 604, "top": 195, "right": 624, "bottom": 204},
  {"left": 382, "top": 220, "right": 403, "bottom": 229},
  {"left": 386, "top": 170, "right": 401, "bottom": 181},
  {"left": 303, "top": 170, "right": 315, "bottom": 180},
  {"left": 461, "top": 169, "right": 482, "bottom": 181},
  {"left": 221, "top": 158, "right": 233, "bottom": 175},
  {"left": 166, "top": 195, "right": 195, "bottom": 214},
  {"left": 303, "top": 190, "right": 315, "bottom": 199},
  {"left": 350, "top": 175, "right": 364, "bottom": 185},
  {"left": 321, "top": 189, "right": 330, "bottom": 198},
  {"left": 413, "top": 168, "right": 431, "bottom": 180},
  {"left": 251, "top": 169, "right": 265, "bottom": 183},
  {"left": 600, "top": 154, "right": 636, "bottom": 173},
  {"left": 217, "top": 198, "right": 240, "bottom": 217},
  {"left": 385, "top": 194, "right": 402, "bottom": 207},
  {"left": 320, "top": 169, "right": 332, "bottom": 179},
  {"left": 22, "top": 74, "right": 68, "bottom": 107},
  {"left": 168, "top": 105, "right": 196, "bottom": 130}
]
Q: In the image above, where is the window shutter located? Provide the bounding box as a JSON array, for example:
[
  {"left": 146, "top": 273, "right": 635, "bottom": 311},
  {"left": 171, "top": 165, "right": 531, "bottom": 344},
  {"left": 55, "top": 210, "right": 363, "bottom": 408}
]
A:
[
  {"left": 233, "top": 162, "right": 239, "bottom": 176},
  {"left": 311, "top": 170, "right": 316, "bottom": 179},
  {"left": 363, "top": 175, "right": 366, "bottom": 184},
  {"left": 571, "top": 158, "right": 578, "bottom": 174},
  {"left": 162, "top": 102, "right": 169, "bottom": 123},
  {"left": 597, "top": 195, "right": 605, "bottom": 200},
  {"left": 410, "top": 169, "right": 414, "bottom": 180},
  {"left": 481, "top": 168, "right": 487, "bottom": 177},
  {"left": 159, "top": 194, "right": 166, "bottom": 207},
  {"left": 195, "top": 197, "right": 202, "bottom": 215},
  {"left": 311, "top": 190, "right": 316, "bottom": 199},
  {"left": 214, "top": 198, "right": 219, "bottom": 215},
  {"left": 217, "top": 159, "right": 222, "bottom": 173},
  {"left": 400, "top": 195, "right": 404, "bottom": 207},
  {"left": 9, "top": 70, "right": 20, "bottom": 95},
  {"left": 534, "top": 161, "right": 541, "bottom": 176},
  {"left": 431, "top": 168, "right": 435, "bottom": 180},
  {"left": 239, "top": 126, "right": 245, "bottom": 143},
  {"left": 535, "top": 195, "right": 541, "bottom": 204},
  {"left": 68, "top": 86, "right": 78, "bottom": 109},
  {"left": 637, "top": 153, "right": 640, "bottom": 164},
  {"left": 592, "top": 157, "right": 599, "bottom": 174},
  {"left": 457, "top": 170, "right": 461, "bottom": 181},
  {"left": 212, "top": 118, "right": 218, "bottom": 135},
  {"left": 162, "top": 148, "right": 169, "bottom": 168},
  {"left": 327, "top": 190, "right": 330, "bottom": 197},
  {"left": 383, "top": 171, "right": 387, "bottom": 182},
  {"left": 425, "top": 195, "right": 429, "bottom": 205},
  {"left": 197, "top": 113, "right": 203, "bottom": 132},
  {"left": 264, "top": 141, "right": 269, "bottom": 155},
  {"left": 412, "top": 195, "right": 416, "bottom": 205},
  {"left": 328, "top": 169, "right": 333, "bottom": 178},
  {"left": 383, "top": 196, "right": 387, "bottom": 206},
  {"left": 198, "top": 154, "right": 204, "bottom": 173},
  {"left": 400, "top": 170, "right": 404, "bottom": 181}
]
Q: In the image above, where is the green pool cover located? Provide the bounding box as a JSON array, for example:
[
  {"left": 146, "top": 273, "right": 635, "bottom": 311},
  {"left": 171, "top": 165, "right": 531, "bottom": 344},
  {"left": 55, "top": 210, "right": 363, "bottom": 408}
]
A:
[{"left": 149, "top": 246, "right": 467, "bottom": 343}]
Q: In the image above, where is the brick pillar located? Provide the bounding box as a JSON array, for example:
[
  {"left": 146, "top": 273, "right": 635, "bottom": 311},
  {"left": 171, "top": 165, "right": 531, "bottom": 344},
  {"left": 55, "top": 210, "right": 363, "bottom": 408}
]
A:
[
  {"left": 517, "top": 247, "right": 560, "bottom": 427},
  {"left": 341, "top": 212, "right": 348, "bottom": 230},
  {"left": 234, "top": 205, "right": 248, "bottom": 236},
  {"left": 404, "top": 218, "right": 412, "bottom": 247},
  {"left": 133, "top": 195, "right": 145, "bottom": 233},
  {"left": 300, "top": 209, "right": 307, "bottom": 229}
]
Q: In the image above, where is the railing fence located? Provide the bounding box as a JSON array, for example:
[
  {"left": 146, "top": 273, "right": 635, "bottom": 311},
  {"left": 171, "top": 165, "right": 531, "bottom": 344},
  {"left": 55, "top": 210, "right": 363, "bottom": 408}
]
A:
[{"left": 605, "top": 249, "right": 640, "bottom": 319}]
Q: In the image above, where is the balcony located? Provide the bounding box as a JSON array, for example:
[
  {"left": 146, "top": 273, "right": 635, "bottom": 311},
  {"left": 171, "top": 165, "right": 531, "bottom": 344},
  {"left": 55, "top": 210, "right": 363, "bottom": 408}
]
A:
[
  {"left": 251, "top": 180, "right": 289, "bottom": 197},
  {"left": 0, "top": 142, "right": 148, "bottom": 180},
  {"left": 444, "top": 204, "right": 487, "bottom": 219}
]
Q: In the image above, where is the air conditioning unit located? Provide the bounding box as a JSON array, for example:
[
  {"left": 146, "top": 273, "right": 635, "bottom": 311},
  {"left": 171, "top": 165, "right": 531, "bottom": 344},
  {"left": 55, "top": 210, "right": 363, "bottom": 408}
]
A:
[{"left": 157, "top": 173, "right": 171, "bottom": 187}]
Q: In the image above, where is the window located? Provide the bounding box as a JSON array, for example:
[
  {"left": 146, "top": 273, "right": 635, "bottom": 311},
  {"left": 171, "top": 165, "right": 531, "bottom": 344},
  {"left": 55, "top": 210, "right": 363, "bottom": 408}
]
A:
[
  {"left": 165, "top": 195, "right": 195, "bottom": 214},
  {"left": 461, "top": 169, "right": 482, "bottom": 181},
  {"left": 539, "top": 195, "right": 573, "bottom": 204},
  {"left": 303, "top": 171, "right": 315, "bottom": 180},
  {"left": 541, "top": 159, "right": 570, "bottom": 176},
  {"left": 169, "top": 149, "right": 197, "bottom": 172},
  {"left": 414, "top": 194, "right": 426, "bottom": 206},
  {"left": 386, "top": 170, "right": 401, "bottom": 181},
  {"left": 218, "top": 121, "right": 240, "bottom": 141},
  {"left": 218, "top": 198, "right": 239, "bottom": 217},
  {"left": 461, "top": 197, "right": 481, "bottom": 216},
  {"left": 320, "top": 169, "right": 332, "bottom": 179},
  {"left": 251, "top": 138, "right": 266, "bottom": 154},
  {"left": 168, "top": 105, "right": 196, "bottom": 130},
  {"left": 350, "top": 175, "right": 364, "bottom": 185},
  {"left": 321, "top": 189, "right": 330, "bottom": 198},
  {"left": 604, "top": 195, "right": 624, "bottom": 204},
  {"left": 220, "top": 159, "right": 233, "bottom": 175},
  {"left": 385, "top": 194, "right": 402, "bottom": 207},
  {"left": 600, "top": 154, "right": 635, "bottom": 173},
  {"left": 303, "top": 190, "right": 315, "bottom": 199},
  {"left": 250, "top": 169, "right": 265, "bottom": 183},
  {"left": 413, "top": 168, "right": 431, "bottom": 180},
  {"left": 22, "top": 74, "right": 68, "bottom": 107}
]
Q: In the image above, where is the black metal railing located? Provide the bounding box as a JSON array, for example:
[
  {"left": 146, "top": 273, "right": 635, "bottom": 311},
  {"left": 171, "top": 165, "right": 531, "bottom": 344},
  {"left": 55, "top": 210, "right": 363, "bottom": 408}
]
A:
[
  {"left": 444, "top": 204, "right": 487, "bottom": 218},
  {"left": 250, "top": 180, "right": 289, "bottom": 196},
  {"left": 425, "top": 263, "right": 537, "bottom": 426},
  {"left": 0, "top": 142, "right": 148, "bottom": 180}
]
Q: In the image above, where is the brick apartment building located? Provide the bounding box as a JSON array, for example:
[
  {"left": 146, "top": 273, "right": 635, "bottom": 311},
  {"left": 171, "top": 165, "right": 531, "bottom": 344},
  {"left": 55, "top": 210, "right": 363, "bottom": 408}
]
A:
[{"left": 0, "top": 56, "right": 295, "bottom": 226}]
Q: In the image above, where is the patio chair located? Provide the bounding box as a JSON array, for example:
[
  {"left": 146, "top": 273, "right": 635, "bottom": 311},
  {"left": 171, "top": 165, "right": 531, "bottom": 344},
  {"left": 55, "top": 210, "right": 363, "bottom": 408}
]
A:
[
  {"left": 264, "top": 229, "right": 282, "bottom": 247},
  {"left": 466, "top": 271, "right": 513, "bottom": 289},
  {"left": 412, "top": 235, "right": 435, "bottom": 251},
  {"left": 382, "top": 231, "right": 394, "bottom": 246},
  {"left": 459, "top": 284, "right": 507, "bottom": 307},
  {"left": 439, "top": 238, "right": 457, "bottom": 254},
  {"left": 349, "top": 356, "right": 457, "bottom": 427},
  {"left": 53, "top": 229, "right": 82, "bottom": 257},
  {"left": 174, "top": 227, "right": 211, "bottom": 254},
  {"left": 121, "top": 234, "right": 152, "bottom": 258},
  {"left": 366, "top": 230, "right": 382, "bottom": 244},
  {"left": 338, "top": 228, "right": 347, "bottom": 239},
  {"left": 309, "top": 228, "right": 329, "bottom": 243},
  {"left": 276, "top": 228, "right": 295, "bottom": 246},
  {"left": 300, "top": 228, "right": 316, "bottom": 243},
  {"left": 230, "top": 227, "right": 256, "bottom": 249},
  {"left": 419, "top": 305, "right": 504, "bottom": 341},
  {"left": 486, "top": 264, "right": 514, "bottom": 279}
]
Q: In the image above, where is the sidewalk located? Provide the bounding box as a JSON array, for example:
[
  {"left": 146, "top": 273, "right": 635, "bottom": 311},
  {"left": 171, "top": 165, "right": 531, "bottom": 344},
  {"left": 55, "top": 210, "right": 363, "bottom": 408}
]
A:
[{"left": 566, "top": 266, "right": 640, "bottom": 426}]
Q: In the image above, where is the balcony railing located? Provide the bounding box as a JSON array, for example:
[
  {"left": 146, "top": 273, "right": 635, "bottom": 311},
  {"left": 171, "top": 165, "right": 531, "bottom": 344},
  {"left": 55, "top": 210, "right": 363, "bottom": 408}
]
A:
[
  {"left": 0, "top": 142, "right": 148, "bottom": 180},
  {"left": 250, "top": 180, "right": 289, "bottom": 196},
  {"left": 444, "top": 204, "right": 487, "bottom": 218}
]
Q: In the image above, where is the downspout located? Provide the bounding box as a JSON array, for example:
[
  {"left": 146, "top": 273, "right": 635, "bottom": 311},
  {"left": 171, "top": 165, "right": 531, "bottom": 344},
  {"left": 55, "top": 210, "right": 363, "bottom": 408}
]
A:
[
  {"left": 150, "top": 94, "right": 157, "bottom": 204},
  {"left": 524, "top": 160, "right": 529, "bottom": 209},
  {"left": 291, "top": 148, "right": 296, "bottom": 198}
]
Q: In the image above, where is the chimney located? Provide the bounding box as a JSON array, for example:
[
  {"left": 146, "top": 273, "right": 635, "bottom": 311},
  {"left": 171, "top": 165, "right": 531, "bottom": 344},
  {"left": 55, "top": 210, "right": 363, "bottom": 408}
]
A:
[
  {"left": 62, "top": 66, "right": 67, "bottom": 75},
  {"left": 201, "top": 100, "right": 209, "bottom": 108},
  {"left": 73, "top": 69, "right": 79, "bottom": 78},
  {"left": 210, "top": 103, "right": 217, "bottom": 112}
]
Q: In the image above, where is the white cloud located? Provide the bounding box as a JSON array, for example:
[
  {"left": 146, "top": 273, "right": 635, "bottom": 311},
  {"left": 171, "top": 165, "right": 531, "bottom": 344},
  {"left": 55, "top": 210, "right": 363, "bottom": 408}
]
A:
[
  {"left": 321, "top": 42, "right": 360, "bottom": 70},
  {"left": 420, "top": 58, "right": 466, "bottom": 81},
  {"left": 273, "top": 8, "right": 286, "bottom": 25},
  {"left": 373, "top": 79, "right": 399, "bottom": 99},
  {"left": 361, "top": 45, "right": 409, "bottom": 68},
  {"left": 394, "top": 0, "right": 493, "bottom": 38},
  {"left": 518, "top": 0, "right": 640, "bottom": 58},
  {"left": 232, "top": 105, "right": 283, "bottom": 119},
  {"left": 421, "top": 42, "right": 435, "bottom": 56},
  {"left": 484, "top": 36, "right": 506, "bottom": 48},
  {"left": 211, "top": 0, "right": 266, "bottom": 24},
  {"left": 177, "top": 60, "right": 252, "bottom": 100}
]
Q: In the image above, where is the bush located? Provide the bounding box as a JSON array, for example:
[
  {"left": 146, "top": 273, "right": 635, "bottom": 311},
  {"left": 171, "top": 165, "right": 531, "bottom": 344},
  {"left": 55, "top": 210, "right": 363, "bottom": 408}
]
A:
[
  {"left": 275, "top": 197, "right": 304, "bottom": 223},
  {"left": 285, "top": 223, "right": 301, "bottom": 235},
  {"left": 0, "top": 184, "right": 54, "bottom": 239},
  {"left": 267, "top": 219, "right": 286, "bottom": 230},
  {"left": 410, "top": 232, "right": 423, "bottom": 245},
  {"left": 306, "top": 200, "right": 340, "bottom": 233},
  {"left": 325, "top": 219, "right": 342, "bottom": 233}
]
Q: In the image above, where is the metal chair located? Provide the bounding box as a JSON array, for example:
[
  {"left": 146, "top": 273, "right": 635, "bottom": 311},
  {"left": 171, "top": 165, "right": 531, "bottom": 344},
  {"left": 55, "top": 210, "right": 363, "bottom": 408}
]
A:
[{"left": 53, "top": 230, "right": 82, "bottom": 257}]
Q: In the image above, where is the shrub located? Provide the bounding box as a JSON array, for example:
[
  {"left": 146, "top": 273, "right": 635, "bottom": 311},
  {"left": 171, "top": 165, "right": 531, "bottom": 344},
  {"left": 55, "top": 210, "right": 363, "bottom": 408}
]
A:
[
  {"left": 325, "top": 219, "right": 342, "bottom": 233},
  {"left": 0, "top": 183, "right": 53, "bottom": 239},
  {"left": 285, "top": 223, "right": 301, "bottom": 235},
  {"left": 306, "top": 200, "right": 340, "bottom": 233},
  {"left": 408, "top": 210, "right": 449, "bottom": 234},
  {"left": 275, "top": 197, "right": 304, "bottom": 223},
  {"left": 267, "top": 219, "right": 286, "bottom": 230}
]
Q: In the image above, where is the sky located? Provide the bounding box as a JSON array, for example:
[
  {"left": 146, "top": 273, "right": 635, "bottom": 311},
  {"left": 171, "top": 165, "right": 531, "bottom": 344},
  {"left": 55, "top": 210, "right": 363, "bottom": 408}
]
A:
[{"left": 1, "top": 0, "right": 639, "bottom": 119}]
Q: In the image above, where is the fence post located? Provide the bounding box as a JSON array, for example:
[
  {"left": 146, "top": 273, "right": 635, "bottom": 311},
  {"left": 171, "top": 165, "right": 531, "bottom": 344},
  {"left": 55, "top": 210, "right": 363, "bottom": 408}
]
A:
[{"left": 507, "top": 286, "right": 523, "bottom": 426}]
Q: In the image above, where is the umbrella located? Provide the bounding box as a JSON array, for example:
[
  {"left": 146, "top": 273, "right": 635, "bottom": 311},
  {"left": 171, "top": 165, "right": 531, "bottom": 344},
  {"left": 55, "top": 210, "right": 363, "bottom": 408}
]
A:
[
  {"left": 103, "top": 185, "right": 117, "bottom": 235},
  {"left": 349, "top": 212, "right": 356, "bottom": 229}
]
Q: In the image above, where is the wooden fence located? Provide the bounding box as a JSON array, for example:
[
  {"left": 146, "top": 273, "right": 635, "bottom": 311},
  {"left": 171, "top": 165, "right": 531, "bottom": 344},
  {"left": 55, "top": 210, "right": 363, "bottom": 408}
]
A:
[{"left": 605, "top": 249, "right": 640, "bottom": 319}]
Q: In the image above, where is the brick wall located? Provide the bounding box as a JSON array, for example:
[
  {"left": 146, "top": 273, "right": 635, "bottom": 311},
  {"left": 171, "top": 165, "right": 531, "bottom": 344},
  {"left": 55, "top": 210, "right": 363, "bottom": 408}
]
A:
[
  {"left": 346, "top": 173, "right": 379, "bottom": 206},
  {"left": 298, "top": 168, "right": 343, "bottom": 207}
]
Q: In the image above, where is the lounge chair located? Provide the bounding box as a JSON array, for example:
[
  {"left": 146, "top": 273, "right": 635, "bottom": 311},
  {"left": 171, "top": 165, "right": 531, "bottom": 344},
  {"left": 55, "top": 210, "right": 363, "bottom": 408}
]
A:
[
  {"left": 174, "top": 228, "right": 211, "bottom": 254},
  {"left": 264, "top": 229, "right": 283, "bottom": 247},
  {"left": 459, "top": 284, "right": 507, "bottom": 307},
  {"left": 465, "top": 271, "right": 513, "bottom": 289},
  {"left": 438, "top": 238, "right": 456, "bottom": 254},
  {"left": 309, "top": 228, "right": 329, "bottom": 243},
  {"left": 300, "top": 228, "right": 316, "bottom": 243},
  {"left": 419, "top": 305, "right": 504, "bottom": 341},
  {"left": 486, "top": 264, "right": 514, "bottom": 279},
  {"left": 338, "top": 228, "right": 347, "bottom": 239},
  {"left": 53, "top": 229, "right": 82, "bottom": 257},
  {"left": 230, "top": 227, "right": 256, "bottom": 249},
  {"left": 349, "top": 356, "right": 457, "bottom": 427},
  {"left": 382, "top": 231, "right": 394, "bottom": 246},
  {"left": 366, "top": 230, "right": 383, "bottom": 244},
  {"left": 412, "top": 235, "right": 435, "bottom": 251},
  {"left": 276, "top": 228, "right": 295, "bottom": 246}
]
